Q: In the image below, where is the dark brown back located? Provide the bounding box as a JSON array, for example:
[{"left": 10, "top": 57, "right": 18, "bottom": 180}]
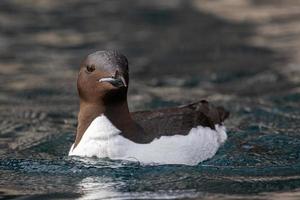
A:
[{"left": 131, "top": 100, "right": 229, "bottom": 138}]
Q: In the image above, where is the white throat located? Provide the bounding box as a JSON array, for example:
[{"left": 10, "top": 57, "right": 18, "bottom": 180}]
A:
[{"left": 69, "top": 115, "right": 121, "bottom": 157}]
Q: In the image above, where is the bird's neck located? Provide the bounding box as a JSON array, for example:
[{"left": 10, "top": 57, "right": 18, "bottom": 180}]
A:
[{"left": 74, "top": 99, "right": 140, "bottom": 147}]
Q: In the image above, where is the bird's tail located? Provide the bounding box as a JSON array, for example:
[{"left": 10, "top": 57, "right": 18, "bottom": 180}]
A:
[{"left": 194, "top": 100, "right": 230, "bottom": 128}]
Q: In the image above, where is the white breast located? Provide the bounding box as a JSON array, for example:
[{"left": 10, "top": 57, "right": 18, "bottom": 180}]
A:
[{"left": 69, "top": 115, "right": 227, "bottom": 166}]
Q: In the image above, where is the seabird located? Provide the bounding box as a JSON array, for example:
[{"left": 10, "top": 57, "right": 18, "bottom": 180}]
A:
[{"left": 69, "top": 50, "right": 229, "bottom": 165}]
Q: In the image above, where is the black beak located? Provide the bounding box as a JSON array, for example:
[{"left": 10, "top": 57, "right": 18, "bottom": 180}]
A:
[{"left": 99, "top": 70, "right": 127, "bottom": 88}]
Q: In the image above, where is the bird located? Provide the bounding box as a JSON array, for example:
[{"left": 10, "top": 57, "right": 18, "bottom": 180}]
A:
[{"left": 68, "top": 50, "right": 229, "bottom": 165}]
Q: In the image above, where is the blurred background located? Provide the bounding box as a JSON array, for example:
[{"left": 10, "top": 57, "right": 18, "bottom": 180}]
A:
[
  {"left": 1, "top": 0, "right": 299, "bottom": 108},
  {"left": 0, "top": 0, "right": 300, "bottom": 199}
]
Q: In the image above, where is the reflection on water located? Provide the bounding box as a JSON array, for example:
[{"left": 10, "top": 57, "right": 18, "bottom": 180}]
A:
[
  {"left": 2, "top": 152, "right": 300, "bottom": 199},
  {"left": 78, "top": 176, "right": 202, "bottom": 200}
]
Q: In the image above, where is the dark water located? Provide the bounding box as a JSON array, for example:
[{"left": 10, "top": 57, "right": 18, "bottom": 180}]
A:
[
  {"left": 0, "top": 0, "right": 300, "bottom": 199},
  {"left": 1, "top": 92, "right": 300, "bottom": 199}
]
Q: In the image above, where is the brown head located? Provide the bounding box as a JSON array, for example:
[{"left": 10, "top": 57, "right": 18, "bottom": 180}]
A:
[
  {"left": 74, "top": 50, "right": 136, "bottom": 147},
  {"left": 78, "top": 50, "right": 129, "bottom": 104}
]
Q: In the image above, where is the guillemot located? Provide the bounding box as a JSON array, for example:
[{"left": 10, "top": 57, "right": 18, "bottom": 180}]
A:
[{"left": 68, "top": 50, "right": 229, "bottom": 165}]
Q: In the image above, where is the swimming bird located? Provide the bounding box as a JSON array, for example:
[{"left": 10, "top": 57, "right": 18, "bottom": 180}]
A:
[{"left": 68, "top": 50, "right": 229, "bottom": 165}]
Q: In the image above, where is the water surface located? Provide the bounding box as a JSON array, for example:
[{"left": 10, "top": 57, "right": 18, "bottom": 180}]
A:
[{"left": 0, "top": 0, "right": 300, "bottom": 199}]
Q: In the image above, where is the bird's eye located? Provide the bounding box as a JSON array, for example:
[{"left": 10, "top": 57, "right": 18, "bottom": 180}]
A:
[{"left": 86, "top": 65, "right": 95, "bottom": 73}]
